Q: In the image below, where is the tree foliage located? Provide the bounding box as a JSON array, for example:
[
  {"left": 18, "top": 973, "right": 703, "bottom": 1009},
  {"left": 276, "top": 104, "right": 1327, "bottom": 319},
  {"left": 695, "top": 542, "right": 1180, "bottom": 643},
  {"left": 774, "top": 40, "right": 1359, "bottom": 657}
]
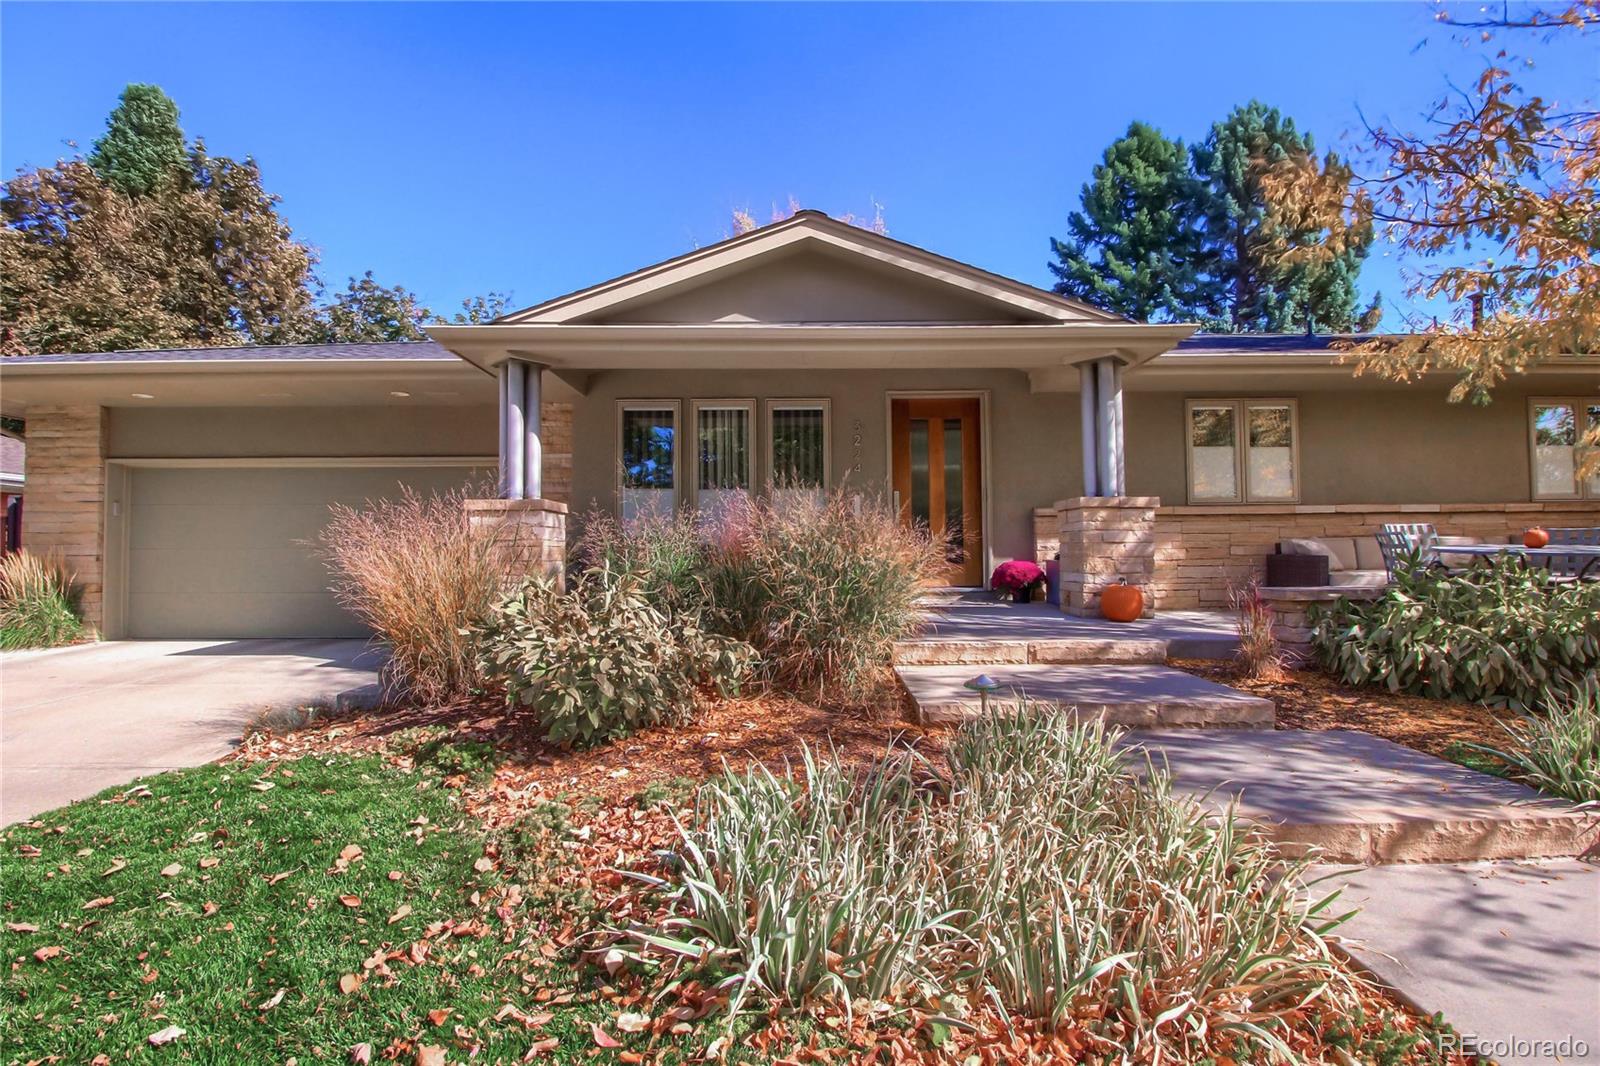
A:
[
  {"left": 730, "top": 197, "right": 887, "bottom": 236},
  {"left": 88, "top": 84, "right": 187, "bottom": 198},
  {"left": 1048, "top": 122, "right": 1210, "bottom": 322},
  {"left": 1, "top": 146, "right": 317, "bottom": 355},
  {"left": 1193, "top": 102, "right": 1380, "bottom": 333},
  {"left": 1264, "top": 1, "right": 1598, "bottom": 466},
  {"left": 311, "top": 271, "right": 433, "bottom": 343}
]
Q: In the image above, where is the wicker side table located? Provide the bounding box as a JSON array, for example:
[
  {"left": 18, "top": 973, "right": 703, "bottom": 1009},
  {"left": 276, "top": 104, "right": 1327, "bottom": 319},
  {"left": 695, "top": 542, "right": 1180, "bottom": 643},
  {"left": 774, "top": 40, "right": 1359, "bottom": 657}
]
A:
[{"left": 1265, "top": 552, "right": 1330, "bottom": 587}]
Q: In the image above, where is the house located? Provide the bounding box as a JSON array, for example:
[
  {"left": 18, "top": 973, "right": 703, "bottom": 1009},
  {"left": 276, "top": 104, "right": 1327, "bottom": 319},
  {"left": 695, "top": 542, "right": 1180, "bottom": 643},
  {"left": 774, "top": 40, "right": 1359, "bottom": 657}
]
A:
[
  {"left": 2, "top": 211, "right": 1596, "bottom": 639},
  {"left": 1, "top": 434, "right": 22, "bottom": 553}
]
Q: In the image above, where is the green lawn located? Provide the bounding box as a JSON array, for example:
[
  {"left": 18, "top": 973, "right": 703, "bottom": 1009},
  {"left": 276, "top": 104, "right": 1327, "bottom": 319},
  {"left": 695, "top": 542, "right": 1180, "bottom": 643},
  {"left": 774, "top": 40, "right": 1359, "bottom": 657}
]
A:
[{"left": 0, "top": 756, "right": 628, "bottom": 1064}]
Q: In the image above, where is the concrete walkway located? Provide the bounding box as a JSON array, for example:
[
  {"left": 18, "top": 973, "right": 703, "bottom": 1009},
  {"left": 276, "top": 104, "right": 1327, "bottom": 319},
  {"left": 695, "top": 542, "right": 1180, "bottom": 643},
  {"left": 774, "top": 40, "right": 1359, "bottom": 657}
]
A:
[
  {"left": 1317, "top": 860, "right": 1600, "bottom": 1064},
  {"left": 0, "top": 639, "right": 380, "bottom": 823}
]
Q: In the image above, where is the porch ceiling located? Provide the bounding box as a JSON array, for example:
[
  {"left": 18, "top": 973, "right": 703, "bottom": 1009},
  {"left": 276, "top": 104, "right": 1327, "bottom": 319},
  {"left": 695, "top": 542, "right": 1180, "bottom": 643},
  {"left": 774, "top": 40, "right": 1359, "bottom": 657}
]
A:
[{"left": 426, "top": 322, "right": 1199, "bottom": 387}]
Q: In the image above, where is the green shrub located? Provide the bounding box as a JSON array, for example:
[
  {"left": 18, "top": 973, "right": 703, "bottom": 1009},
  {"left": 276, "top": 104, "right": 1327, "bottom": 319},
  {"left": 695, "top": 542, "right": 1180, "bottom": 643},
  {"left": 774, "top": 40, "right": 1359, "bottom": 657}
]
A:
[
  {"left": 1469, "top": 683, "right": 1600, "bottom": 804},
  {"left": 479, "top": 565, "right": 754, "bottom": 748},
  {"left": 576, "top": 489, "right": 940, "bottom": 702},
  {"left": 0, "top": 549, "right": 84, "bottom": 649},
  {"left": 317, "top": 483, "right": 505, "bottom": 704},
  {"left": 615, "top": 709, "right": 1351, "bottom": 1059},
  {"left": 1310, "top": 560, "right": 1600, "bottom": 711}
]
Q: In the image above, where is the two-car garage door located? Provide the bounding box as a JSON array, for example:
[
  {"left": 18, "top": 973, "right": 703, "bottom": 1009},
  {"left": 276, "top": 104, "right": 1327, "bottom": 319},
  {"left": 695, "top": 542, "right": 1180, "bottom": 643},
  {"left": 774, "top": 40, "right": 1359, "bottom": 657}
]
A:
[{"left": 121, "top": 463, "right": 490, "bottom": 638}]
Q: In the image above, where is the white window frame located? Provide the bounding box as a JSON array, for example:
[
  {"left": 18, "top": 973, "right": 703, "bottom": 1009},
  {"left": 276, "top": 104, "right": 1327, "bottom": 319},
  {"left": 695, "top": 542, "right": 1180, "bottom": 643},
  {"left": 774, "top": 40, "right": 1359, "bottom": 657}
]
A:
[
  {"left": 616, "top": 399, "right": 681, "bottom": 519},
  {"left": 1183, "top": 398, "right": 1301, "bottom": 504},
  {"left": 689, "top": 398, "right": 756, "bottom": 511},
  {"left": 764, "top": 398, "right": 832, "bottom": 492},
  {"left": 1528, "top": 396, "right": 1600, "bottom": 501}
]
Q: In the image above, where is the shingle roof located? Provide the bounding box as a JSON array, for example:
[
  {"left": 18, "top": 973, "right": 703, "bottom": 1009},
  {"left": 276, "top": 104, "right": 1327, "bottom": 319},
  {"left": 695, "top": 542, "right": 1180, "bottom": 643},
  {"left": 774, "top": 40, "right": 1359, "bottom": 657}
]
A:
[
  {"left": 1170, "top": 333, "right": 1378, "bottom": 354},
  {"left": 1, "top": 435, "right": 23, "bottom": 478},
  {"left": 0, "top": 340, "right": 457, "bottom": 365}
]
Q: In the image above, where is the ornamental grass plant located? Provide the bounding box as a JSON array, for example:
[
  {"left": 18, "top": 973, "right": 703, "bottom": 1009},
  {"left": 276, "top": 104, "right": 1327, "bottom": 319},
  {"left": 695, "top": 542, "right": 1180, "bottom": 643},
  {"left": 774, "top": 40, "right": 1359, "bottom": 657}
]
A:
[
  {"left": 0, "top": 548, "right": 84, "bottom": 649},
  {"left": 1471, "top": 682, "right": 1600, "bottom": 804},
  {"left": 574, "top": 488, "right": 940, "bottom": 703},
  {"left": 614, "top": 710, "right": 1353, "bottom": 1061}
]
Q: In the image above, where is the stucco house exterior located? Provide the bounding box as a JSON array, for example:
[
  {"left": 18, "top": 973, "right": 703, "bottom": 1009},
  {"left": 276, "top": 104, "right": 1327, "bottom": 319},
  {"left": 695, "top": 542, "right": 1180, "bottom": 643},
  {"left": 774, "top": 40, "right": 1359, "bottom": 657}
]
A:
[{"left": 2, "top": 210, "right": 1597, "bottom": 639}]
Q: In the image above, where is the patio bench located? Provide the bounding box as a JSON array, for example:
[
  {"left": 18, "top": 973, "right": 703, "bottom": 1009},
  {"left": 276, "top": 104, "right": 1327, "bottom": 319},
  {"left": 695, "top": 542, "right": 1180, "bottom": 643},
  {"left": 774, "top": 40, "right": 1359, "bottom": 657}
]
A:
[{"left": 1271, "top": 535, "right": 1388, "bottom": 588}]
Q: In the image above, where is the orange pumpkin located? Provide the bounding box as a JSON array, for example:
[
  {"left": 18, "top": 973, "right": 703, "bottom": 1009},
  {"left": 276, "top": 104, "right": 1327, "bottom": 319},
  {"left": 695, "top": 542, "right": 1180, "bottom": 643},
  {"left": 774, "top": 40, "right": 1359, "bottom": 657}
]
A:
[
  {"left": 1523, "top": 527, "right": 1550, "bottom": 548},
  {"left": 1099, "top": 580, "right": 1144, "bottom": 623}
]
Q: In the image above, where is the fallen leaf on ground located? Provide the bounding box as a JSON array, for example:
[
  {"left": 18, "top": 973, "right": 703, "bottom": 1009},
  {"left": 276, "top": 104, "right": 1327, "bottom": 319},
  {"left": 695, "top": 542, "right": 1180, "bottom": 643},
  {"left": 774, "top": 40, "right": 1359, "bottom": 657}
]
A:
[
  {"left": 426, "top": 1008, "right": 452, "bottom": 1026},
  {"left": 339, "top": 973, "right": 364, "bottom": 994},
  {"left": 615, "top": 1012, "right": 650, "bottom": 1033},
  {"left": 201, "top": 901, "right": 219, "bottom": 917},
  {"left": 6, "top": 922, "right": 38, "bottom": 933},
  {"left": 83, "top": 896, "right": 114, "bottom": 910},
  {"left": 147, "top": 1025, "right": 185, "bottom": 1046},
  {"left": 199, "top": 856, "right": 220, "bottom": 869},
  {"left": 340, "top": 844, "right": 363, "bottom": 862},
  {"left": 387, "top": 904, "right": 411, "bottom": 924},
  {"left": 265, "top": 872, "right": 291, "bottom": 886},
  {"left": 349, "top": 1043, "right": 373, "bottom": 1065},
  {"left": 33, "top": 945, "right": 62, "bottom": 962},
  {"left": 591, "top": 1023, "right": 621, "bottom": 1048},
  {"left": 472, "top": 857, "right": 494, "bottom": 873},
  {"left": 339, "top": 895, "right": 361, "bottom": 909},
  {"left": 250, "top": 780, "right": 275, "bottom": 791},
  {"left": 160, "top": 863, "right": 182, "bottom": 877},
  {"left": 258, "top": 988, "right": 287, "bottom": 1011},
  {"left": 387, "top": 870, "right": 403, "bottom": 881},
  {"left": 101, "top": 858, "right": 127, "bottom": 877},
  {"left": 523, "top": 1037, "right": 560, "bottom": 1059},
  {"left": 415, "top": 1046, "right": 446, "bottom": 1066}
]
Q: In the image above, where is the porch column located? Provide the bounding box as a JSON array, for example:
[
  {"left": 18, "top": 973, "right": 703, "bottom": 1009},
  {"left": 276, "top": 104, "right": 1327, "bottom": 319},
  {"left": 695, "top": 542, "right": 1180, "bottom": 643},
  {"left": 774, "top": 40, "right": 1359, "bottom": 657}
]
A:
[
  {"left": 497, "top": 358, "right": 544, "bottom": 500},
  {"left": 1078, "top": 357, "right": 1126, "bottom": 497}
]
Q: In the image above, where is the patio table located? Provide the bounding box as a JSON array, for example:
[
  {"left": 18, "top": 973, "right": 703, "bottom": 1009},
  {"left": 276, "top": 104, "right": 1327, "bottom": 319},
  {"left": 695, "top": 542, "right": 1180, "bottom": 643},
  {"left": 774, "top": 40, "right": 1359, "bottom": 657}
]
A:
[{"left": 1440, "top": 542, "right": 1600, "bottom": 579}]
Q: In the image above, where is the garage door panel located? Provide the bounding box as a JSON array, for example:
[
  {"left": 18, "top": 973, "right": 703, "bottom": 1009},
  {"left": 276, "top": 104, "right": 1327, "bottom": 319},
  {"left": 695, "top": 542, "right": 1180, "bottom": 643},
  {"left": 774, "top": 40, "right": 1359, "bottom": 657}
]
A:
[{"left": 124, "top": 465, "right": 489, "bottom": 638}]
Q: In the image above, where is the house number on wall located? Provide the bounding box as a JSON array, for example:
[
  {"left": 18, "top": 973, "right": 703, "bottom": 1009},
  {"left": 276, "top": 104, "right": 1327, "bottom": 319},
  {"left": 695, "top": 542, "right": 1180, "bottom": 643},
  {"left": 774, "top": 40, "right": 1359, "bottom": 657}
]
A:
[{"left": 852, "top": 419, "right": 863, "bottom": 474}]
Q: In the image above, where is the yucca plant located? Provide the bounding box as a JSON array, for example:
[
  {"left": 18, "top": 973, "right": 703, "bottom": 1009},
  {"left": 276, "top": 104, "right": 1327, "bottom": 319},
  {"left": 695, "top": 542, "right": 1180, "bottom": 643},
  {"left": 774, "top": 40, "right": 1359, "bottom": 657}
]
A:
[
  {"left": 614, "top": 709, "right": 1354, "bottom": 1060},
  {"left": 1469, "top": 683, "right": 1600, "bottom": 804},
  {"left": 0, "top": 549, "right": 84, "bottom": 649}
]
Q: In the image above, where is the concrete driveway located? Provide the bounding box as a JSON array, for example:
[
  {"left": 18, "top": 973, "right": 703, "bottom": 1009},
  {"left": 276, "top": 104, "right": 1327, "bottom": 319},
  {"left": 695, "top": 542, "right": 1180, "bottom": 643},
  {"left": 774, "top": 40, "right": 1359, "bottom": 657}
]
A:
[{"left": 1, "top": 639, "right": 381, "bottom": 824}]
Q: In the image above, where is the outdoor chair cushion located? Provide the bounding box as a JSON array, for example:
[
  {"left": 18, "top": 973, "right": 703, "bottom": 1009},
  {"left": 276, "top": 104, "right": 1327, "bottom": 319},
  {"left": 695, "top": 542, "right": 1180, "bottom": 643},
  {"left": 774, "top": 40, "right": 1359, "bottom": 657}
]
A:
[
  {"left": 1436, "top": 534, "right": 1479, "bottom": 569},
  {"left": 1353, "top": 536, "right": 1388, "bottom": 572},
  {"left": 1280, "top": 536, "right": 1360, "bottom": 572}
]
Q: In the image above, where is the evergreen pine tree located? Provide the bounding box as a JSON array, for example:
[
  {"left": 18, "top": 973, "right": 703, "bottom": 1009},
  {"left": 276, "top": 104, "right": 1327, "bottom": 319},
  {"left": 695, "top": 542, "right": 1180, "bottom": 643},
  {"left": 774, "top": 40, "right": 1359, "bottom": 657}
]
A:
[
  {"left": 88, "top": 84, "right": 188, "bottom": 198},
  {"left": 1191, "top": 101, "right": 1376, "bottom": 333},
  {"left": 1048, "top": 122, "right": 1211, "bottom": 322}
]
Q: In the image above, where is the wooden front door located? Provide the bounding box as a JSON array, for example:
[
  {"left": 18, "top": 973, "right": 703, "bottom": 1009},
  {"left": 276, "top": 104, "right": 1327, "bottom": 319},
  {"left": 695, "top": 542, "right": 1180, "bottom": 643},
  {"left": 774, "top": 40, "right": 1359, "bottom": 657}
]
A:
[{"left": 891, "top": 397, "right": 983, "bottom": 586}]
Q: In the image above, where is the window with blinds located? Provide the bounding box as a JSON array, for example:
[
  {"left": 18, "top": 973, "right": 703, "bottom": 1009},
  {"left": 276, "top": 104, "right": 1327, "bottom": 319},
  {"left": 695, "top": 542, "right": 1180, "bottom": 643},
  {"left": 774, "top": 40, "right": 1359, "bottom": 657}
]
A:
[
  {"left": 1184, "top": 399, "right": 1300, "bottom": 503},
  {"left": 619, "top": 402, "right": 677, "bottom": 522},
  {"left": 693, "top": 401, "right": 754, "bottom": 515},
  {"left": 768, "top": 400, "right": 829, "bottom": 497}
]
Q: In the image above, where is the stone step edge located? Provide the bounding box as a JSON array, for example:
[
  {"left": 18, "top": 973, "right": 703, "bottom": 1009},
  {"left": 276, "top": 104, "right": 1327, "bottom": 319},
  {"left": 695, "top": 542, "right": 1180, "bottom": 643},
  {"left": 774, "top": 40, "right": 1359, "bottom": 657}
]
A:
[
  {"left": 893, "top": 637, "right": 1169, "bottom": 666},
  {"left": 1258, "top": 811, "right": 1597, "bottom": 865},
  {"left": 905, "top": 694, "right": 1276, "bottom": 731}
]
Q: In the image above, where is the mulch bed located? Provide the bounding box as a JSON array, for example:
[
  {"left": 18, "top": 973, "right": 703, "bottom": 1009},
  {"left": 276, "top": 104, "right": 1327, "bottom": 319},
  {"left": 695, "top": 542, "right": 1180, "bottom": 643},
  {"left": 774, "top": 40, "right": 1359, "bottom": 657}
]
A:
[{"left": 1173, "top": 658, "right": 1512, "bottom": 759}]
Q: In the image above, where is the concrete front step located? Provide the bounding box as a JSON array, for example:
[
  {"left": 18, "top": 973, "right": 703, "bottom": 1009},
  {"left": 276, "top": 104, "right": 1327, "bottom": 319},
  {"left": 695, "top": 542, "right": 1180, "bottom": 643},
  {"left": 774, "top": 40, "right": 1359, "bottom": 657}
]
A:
[
  {"left": 894, "top": 637, "right": 1167, "bottom": 666},
  {"left": 894, "top": 663, "right": 1276, "bottom": 729},
  {"left": 1126, "top": 729, "right": 1599, "bottom": 864}
]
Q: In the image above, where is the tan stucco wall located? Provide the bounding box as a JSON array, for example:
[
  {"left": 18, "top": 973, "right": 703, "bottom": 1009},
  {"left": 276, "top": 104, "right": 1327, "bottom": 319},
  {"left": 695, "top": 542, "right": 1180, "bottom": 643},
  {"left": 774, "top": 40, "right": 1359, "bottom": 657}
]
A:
[
  {"left": 594, "top": 247, "right": 1040, "bottom": 325},
  {"left": 1125, "top": 387, "right": 1552, "bottom": 505},
  {"left": 568, "top": 368, "right": 1082, "bottom": 568},
  {"left": 107, "top": 406, "right": 498, "bottom": 459}
]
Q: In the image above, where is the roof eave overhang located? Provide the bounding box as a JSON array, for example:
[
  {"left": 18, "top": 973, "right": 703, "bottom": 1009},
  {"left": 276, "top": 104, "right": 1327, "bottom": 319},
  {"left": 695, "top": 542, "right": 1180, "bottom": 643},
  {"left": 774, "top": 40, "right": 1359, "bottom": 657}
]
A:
[{"left": 427, "top": 323, "right": 1199, "bottom": 377}]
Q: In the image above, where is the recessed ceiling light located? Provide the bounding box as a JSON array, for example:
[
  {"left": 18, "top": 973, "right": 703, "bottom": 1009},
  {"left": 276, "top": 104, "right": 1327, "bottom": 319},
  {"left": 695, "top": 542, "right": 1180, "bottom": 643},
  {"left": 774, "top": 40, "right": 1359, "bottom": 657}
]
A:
[
  {"left": 131, "top": 393, "right": 155, "bottom": 399},
  {"left": 389, "top": 391, "right": 411, "bottom": 398}
]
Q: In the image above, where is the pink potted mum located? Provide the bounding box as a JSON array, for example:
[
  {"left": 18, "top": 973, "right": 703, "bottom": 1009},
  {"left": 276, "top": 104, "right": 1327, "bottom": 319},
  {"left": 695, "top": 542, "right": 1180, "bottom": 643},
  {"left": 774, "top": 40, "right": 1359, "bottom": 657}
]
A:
[{"left": 991, "top": 560, "right": 1046, "bottom": 604}]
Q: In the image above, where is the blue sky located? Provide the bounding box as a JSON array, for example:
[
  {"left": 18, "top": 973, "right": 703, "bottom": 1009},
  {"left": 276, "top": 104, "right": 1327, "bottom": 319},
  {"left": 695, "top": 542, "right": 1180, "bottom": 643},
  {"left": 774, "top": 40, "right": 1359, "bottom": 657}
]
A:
[{"left": 2, "top": 2, "right": 1594, "bottom": 326}]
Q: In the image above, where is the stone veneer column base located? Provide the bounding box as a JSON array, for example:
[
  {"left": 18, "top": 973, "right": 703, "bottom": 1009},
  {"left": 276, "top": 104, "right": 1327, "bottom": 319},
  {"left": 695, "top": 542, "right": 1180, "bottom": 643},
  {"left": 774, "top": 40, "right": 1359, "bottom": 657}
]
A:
[
  {"left": 1056, "top": 496, "right": 1159, "bottom": 617},
  {"left": 464, "top": 498, "right": 568, "bottom": 590},
  {"left": 1256, "top": 586, "right": 1382, "bottom": 666},
  {"left": 21, "top": 405, "right": 108, "bottom": 632}
]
